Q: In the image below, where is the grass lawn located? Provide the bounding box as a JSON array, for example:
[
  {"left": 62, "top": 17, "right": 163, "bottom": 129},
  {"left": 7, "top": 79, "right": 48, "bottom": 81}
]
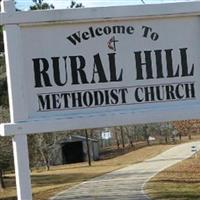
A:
[
  {"left": 145, "top": 145, "right": 200, "bottom": 200},
  {"left": 0, "top": 144, "right": 173, "bottom": 200}
]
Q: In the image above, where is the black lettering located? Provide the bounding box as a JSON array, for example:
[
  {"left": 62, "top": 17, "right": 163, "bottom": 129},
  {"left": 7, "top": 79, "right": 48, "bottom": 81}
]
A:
[
  {"left": 144, "top": 86, "right": 155, "bottom": 101},
  {"left": 104, "top": 90, "right": 110, "bottom": 105},
  {"left": 61, "top": 93, "right": 71, "bottom": 108},
  {"left": 155, "top": 50, "right": 164, "bottom": 78},
  {"left": 33, "top": 58, "right": 52, "bottom": 88},
  {"left": 175, "top": 84, "right": 184, "bottom": 99},
  {"left": 135, "top": 51, "right": 153, "bottom": 80},
  {"left": 156, "top": 86, "right": 164, "bottom": 101},
  {"left": 151, "top": 32, "right": 159, "bottom": 41},
  {"left": 104, "top": 26, "right": 112, "bottom": 35},
  {"left": 166, "top": 85, "right": 176, "bottom": 100},
  {"left": 89, "top": 26, "right": 95, "bottom": 37},
  {"left": 38, "top": 94, "right": 51, "bottom": 111},
  {"left": 112, "top": 25, "right": 125, "bottom": 34},
  {"left": 70, "top": 56, "right": 89, "bottom": 84},
  {"left": 142, "top": 26, "right": 152, "bottom": 38},
  {"left": 52, "top": 57, "right": 68, "bottom": 86},
  {"left": 52, "top": 94, "right": 61, "bottom": 109},
  {"left": 185, "top": 83, "right": 195, "bottom": 98},
  {"left": 108, "top": 53, "right": 123, "bottom": 82},
  {"left": 82, "top": 32, "right": 90, "bottom": 40},
  {"left": 165, "top": 49, "right": 179, "bottom": 78},
  {"left": 71, "top": 92, "right": 82, "bottom": 107},
  {"left": 83, "top": 91, "right": 93, "bottom": 107},
  {"left": 95, "top": 27, "right": 103, "bottom": 36},
  {"left": 91, "top": 53, "right": 108, "bottom": 83},
  {"left": 94, "top": 90, "right": 104, "bottom": 106},
  {"left": 110, "top": 89, "right": 119, "bottom": 104},
  {"left": 180, "top": 48, "right": 194, "bottom": 77},
  {"left": 126, "top": 26, "right": 134, "bottom": 34},
  {"left": 119, "top": 88, "right": 128, "bottom": 103},
  {"left": 67, "top": 31, "right": 81, "bottom": 45},
  {"left": 135, "top": 88, "right": 143, "bottom": 102}
]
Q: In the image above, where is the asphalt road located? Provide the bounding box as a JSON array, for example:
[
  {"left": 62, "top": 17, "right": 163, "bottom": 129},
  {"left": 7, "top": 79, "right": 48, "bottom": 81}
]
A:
[{"left": 50, "top": 141, "right": 200, "bottom": 200}]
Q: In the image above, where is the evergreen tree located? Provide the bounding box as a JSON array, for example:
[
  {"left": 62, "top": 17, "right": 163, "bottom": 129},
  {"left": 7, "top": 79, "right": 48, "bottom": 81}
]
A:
[
  {"left": 70, "top": 1, "right": 83, "bottom": 8},
  {"left": 30, "top": 0, "right": 54, "bottom": 10}
]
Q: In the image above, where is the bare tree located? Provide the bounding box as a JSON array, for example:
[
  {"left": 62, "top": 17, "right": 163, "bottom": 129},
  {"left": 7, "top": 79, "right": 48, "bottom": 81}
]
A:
[
  {"left": 85, "top": 130, "right": 91, "bottom": 166},
  {"left": 29, "top": 133, "right": 60, "bottom": 171},
  {"left": 120, "top": 127, "right": 125, "bottom": 149},
  {"left": 124, "top": 126, "right": 134, "bottom": 148},
  {"left": 114, "top": 131, "right": 120, "bottom": 149}
]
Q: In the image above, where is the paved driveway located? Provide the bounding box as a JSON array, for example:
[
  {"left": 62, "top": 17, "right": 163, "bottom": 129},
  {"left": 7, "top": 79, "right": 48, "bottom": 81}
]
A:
[{"left": 50, "top": 141, "right": 200, "bottom": 200}]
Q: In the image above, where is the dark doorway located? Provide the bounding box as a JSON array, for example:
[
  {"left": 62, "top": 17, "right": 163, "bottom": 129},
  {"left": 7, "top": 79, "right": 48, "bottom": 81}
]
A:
[{"left": 62, "top": 141, "right": 84, "bottom": 164}]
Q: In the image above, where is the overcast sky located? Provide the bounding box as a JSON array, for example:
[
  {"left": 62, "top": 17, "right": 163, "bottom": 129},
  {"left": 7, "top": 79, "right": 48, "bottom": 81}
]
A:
[{"left": 15, "top": 0, "right": 200, "bottom": 10}]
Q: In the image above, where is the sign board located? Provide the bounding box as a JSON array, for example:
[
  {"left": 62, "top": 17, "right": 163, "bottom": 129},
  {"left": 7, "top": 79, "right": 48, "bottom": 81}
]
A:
[
  {"left": 1, "top": 1, "right": 200, "bottom": 136},
  {"left": 102, "top": 131, "right": 112, "bottom": 140},
  {"left": 1, "top": 2, "right": 200, "bottom": 199}
]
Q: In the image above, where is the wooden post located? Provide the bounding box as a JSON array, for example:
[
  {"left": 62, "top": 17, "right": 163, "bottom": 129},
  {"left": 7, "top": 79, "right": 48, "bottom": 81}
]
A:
[{"left": 85, "top": 129, "right": 91, "bottom": 166}]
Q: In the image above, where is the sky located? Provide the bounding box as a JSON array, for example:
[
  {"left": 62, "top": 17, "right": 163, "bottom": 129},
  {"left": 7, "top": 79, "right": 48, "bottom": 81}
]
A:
[{"left": 15, "top": 0, "right": 200, "bottom": 11}]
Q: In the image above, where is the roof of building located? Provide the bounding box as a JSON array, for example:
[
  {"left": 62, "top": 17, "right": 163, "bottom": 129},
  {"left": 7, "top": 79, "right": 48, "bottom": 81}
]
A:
[{"left": 58, "top": 135, "right": 98, "bottom": 144}]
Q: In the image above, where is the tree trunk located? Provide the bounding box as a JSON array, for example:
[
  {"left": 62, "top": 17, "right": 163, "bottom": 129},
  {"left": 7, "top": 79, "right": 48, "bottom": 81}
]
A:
[
  {"left": 85, "top": 129, "right": 91, "bottom": 166},
  {"left": 0, "top": 169, "right": 5, "bottom": 190},
  {"left": 100, "top": 132, "right": 104, "bottom": 148},
  {"left": 115, "top": 132, "right": 120, "bottom": 149},
  {"left": 143, "top": 125, "right": 150, "bottom": 145},
  {"left": 45, "top": 161, "right": 50, "bottom": 171},
  {"left": 165, "top": 136, "right": 168, "bottom": 144},
  {"left": 125, "top": 127, "right": 134, "bottom": 148},
  {"left": 178, "top": 133, "right": 182, "bottom": 141},
  {"left": 39, "top": 149, "right": 50, "bottom": 171},
  {"left": 146, "top": 138, "right": 150, "bottom": 145},
  {"left": 120, "top": 127, "right": 125, "bottom": 149}
]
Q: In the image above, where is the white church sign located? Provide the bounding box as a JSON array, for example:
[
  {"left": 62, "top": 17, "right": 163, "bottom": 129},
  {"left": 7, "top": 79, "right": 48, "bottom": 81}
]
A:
[
  {"left": 1, "top": 0, "right": 200, "bottom": 199},
  {"left": 1, "top": 1, "right": 200, "bottom": 136}
]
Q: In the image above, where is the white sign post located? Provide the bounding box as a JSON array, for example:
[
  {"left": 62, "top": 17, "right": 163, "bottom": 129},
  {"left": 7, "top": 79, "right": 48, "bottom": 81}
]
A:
[
  {"left": 12, "top": 135, "right": 32, "bottom": 200},
  {"left": 1, "top": 0, "right": 200, "bottom": 199},
  {"left": 1, "top": 1, "right": 32, "bottom": 199}
]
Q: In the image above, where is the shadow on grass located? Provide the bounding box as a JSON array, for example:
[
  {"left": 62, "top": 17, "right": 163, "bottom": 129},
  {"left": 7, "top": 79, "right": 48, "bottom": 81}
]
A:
[
  {"left": 3, "top": 176, "right": 16, "bottom": 184},
  {"left": 0, "top": 197, "right": 16, "bottom": 200},
  {"left": 31, "top": 173, "right": 99, "bottom": 187},
  {"left": 32, "top": 170, "right": 162, "bottom": 189},
  {"left": 151, "top": 179, "right": 200, "bottom": 184}
]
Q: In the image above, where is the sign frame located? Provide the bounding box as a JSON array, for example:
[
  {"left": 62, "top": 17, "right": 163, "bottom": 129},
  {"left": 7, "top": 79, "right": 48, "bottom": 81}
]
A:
[
  {"left": 1, "top": 1, "right": 200, "bottom": 199},
  {"left": 1, "top": 1, "right": 200, "bottom": 136}
]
